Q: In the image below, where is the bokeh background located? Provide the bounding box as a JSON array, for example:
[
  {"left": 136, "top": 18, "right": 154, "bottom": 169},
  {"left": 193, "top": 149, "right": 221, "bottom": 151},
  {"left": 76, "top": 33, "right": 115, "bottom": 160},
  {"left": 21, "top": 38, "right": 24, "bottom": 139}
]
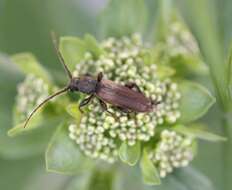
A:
[{"left": 0, "top": 0, "right": 231, "bottom": 190}]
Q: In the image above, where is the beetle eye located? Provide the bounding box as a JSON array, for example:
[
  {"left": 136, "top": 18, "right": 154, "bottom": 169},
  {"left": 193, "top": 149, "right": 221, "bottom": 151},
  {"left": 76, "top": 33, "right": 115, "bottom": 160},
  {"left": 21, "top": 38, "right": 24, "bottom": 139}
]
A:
[{"left": 73, "top": 77, "right": 79, "bottom": 83}]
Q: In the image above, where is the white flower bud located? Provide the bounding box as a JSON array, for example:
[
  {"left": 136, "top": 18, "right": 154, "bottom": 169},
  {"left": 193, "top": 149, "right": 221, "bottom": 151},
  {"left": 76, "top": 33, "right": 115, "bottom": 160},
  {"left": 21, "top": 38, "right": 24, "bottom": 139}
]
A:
[
  {"left": 160, "top": 170, "right": 167, "bottom": 178},
  {"left": 128, "top": 140, "right": 136, "bottom": 146},
  {"left": 69, "top": 133, "right": 76, "bottom": 140}
]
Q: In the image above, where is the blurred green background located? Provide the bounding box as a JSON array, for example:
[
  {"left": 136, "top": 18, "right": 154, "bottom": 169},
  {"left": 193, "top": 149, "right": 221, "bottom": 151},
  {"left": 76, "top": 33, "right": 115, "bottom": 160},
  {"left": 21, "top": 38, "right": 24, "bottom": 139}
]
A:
[{"left": 0, "top": 0, "right": 231, "bottom": 190}]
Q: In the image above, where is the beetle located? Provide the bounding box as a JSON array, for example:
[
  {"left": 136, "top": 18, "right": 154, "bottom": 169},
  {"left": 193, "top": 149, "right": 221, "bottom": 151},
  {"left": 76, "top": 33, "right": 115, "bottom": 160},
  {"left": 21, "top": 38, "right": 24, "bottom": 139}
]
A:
[{"left": 23, "top": 32, "right": 157, "bottom": 128}]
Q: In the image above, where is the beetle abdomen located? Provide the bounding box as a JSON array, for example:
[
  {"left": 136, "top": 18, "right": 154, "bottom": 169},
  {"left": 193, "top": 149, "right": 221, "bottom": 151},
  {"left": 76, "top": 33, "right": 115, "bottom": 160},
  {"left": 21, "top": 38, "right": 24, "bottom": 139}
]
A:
[{"left": 96, "top": 79, "right": 153, "bottom": 112}]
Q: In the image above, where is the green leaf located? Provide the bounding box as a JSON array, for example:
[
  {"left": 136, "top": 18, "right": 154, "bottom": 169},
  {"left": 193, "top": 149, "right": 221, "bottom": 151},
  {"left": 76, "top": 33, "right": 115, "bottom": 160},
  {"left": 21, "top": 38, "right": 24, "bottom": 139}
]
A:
[
  {"left": 8, "top": 113, "right": 63, "bottom": 137},
  {"left": 156, "top": 65, "right": 176, "bottom": 79},
  {"left": 113, "top": 166, "right": 213, "bottom": 190},
  {"left": 46, "top": 123, "right": 94, "bottom": 174},
  {"left": 84, "top": 34, "right": 104, "bottom": 58},
  {"left": 0, "top": 122, "right": 58, "bottom": 159},
  {"left": 59, "top": 36, "right": 86, "bottom": 71},
  {"left": 60, "top": 35, "right": 103, "bottom": 71},
  {"left": 99, "top": 0, "right": 147, "bottom": 37},
  {"left": 8, "top": 120, "right": 41, "bottom": 137},
  {"left": 179, "top": 81, "right": 216, "bottom": 123},
  {"left": 149, "top": 167, "right": 213, "bottom": 190},
  {"left": 140, "top": 149, "right": 161, "bottom": 185},
  {"left": 11, "top": 53, "right": 51, "bottom": 83},
  {"left": 227, "top": 46, "right": 232, "bottom": 106},
  {"left": 66, "top": 103, "right": 82, "bottom": 120},
  {"left": 88, "top": 168, "right": 115, "bottom": 190},
  {"left": 148, "top": 167, "right": 213, "bottom": 190},
  {"left": 8, "top": 101, "right": 66, "bottom": 137},
  {"left": 65, "top": 173, "right": 91, "bottom": 190},
  {"left": 169, "top": 55, "right": 208, "bottom": 77},
  {"left": 173, "top": 167, "right": 214, "bottom": 190},
  {"left": 7, "top": 106, "right": 43, "bottom": 137},
  {"left": 173, "top": 124, "right": 226, "bottom": 142},
  {"left": 119, "top": 141, "right": 141, "bottom": 166}
]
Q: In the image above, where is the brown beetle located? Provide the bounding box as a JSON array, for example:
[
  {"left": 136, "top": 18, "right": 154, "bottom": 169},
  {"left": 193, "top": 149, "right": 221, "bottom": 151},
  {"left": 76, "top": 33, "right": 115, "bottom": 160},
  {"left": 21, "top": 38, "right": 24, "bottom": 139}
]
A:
[{"left": 23, "top": 33, "right": 156, "bottom": 128}]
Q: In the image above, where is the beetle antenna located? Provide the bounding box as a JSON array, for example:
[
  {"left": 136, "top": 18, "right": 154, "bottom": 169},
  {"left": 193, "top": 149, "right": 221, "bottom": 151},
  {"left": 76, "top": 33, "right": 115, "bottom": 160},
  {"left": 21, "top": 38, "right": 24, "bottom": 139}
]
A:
[
  {"left": 51, "top": 31, "right": 73, "bottom": 80},
  {"left": 23, "top": 86, "right": 70, "bottom": 128}
]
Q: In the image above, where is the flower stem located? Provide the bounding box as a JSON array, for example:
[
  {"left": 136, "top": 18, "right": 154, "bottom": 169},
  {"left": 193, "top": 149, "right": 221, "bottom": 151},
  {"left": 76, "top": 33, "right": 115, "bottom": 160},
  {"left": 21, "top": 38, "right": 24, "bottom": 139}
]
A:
[{"left": 222, "top": 114, "right": 232, "bottom": 190}]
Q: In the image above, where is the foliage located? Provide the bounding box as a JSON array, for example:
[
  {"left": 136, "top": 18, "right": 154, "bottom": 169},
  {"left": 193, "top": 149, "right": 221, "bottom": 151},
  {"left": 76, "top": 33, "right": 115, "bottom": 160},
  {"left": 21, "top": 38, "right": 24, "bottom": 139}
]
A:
[{"left": 0, "top": 0, "right": 232, "bottom": 190}]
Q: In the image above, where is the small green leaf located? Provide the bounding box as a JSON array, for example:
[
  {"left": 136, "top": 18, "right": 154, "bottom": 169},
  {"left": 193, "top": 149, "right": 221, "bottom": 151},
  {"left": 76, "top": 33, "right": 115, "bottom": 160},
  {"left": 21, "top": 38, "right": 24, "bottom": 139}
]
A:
[
  {"left": 169, "top": 55, "right": 208, "bottom": 77},
  {"left": 46, "top": 123, "right": 94, "bottom": 174},
  {"left": 60, "top": 35, "right": 103, "bottom": 71},
  {"left": 173, "top": 124, "right": 227, "bottom": 142},
  {"left": 8, "top": 106, "right": 43, "bottom": 137},
  {"left": 11, "top": 53, "right": 51, "bottom": 83},
  {"left": 99, "top": 0, "right": 147, "bottom": 37},
  {"left": 66, "top": 103, "right": 82, "bottom": 120},
  {"left": 156, "top": 65, "right": 176, "bottom": 79},
  {"left": 140, "top": 149, "right": 161, "bottom": 185},
  {"left": 8, "top": 100, "right": 65, "bottom": 137},
  {"left": 179, "top": 81, "right": 216, "bottom": 123},
  {"left": 119, "top": 141, "right": 141, "bottom": 166},
  {"left": 60, "top": 36, "right": 86, "bottom": 71},
  {"left": 84, "top": 34, "right": 104, "bottom": 58},
  {"left": 8, "top": 122, "right": 40, "bottom": 137}
]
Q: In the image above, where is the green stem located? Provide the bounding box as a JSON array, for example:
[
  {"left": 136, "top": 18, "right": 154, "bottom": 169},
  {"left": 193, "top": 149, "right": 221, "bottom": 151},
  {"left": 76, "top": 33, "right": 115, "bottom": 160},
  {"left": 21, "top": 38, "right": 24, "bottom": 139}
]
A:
[
  {"left": 154, "top": 0, "right": 173, "bottom": 41},
  {"left": 222, "top": 114, "right": 232, "bottom": 190}
]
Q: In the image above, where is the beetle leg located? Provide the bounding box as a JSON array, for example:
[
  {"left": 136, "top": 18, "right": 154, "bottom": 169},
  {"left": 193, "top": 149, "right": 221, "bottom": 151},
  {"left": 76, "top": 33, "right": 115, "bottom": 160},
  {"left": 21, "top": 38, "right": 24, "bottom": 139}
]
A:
[
  {"left": 125, "top": 82, "right": 142, "bottom": 93},
  {"left": 97, "top": 72, "right": 103, "bottom": 82},
  {"left": 150, "top": 99, "right": 162, "bottom": 111},
  {"left": 79, "top": 94, "right": 95, "bottom": 113},
  {"left": 98, "top": 99, "right": 118, "bottom": 120},
  {"left": 117, "top": 106, "right": 136, "bottom": 120},
  {"left": 151, "top": 99, "right": 161, "bottom": 106},
  {"left": 84, "top": 73, "right": 91, "bottom": 76},
  {"left": 117, "top": 106, "right": 132, "bottom": 114}
]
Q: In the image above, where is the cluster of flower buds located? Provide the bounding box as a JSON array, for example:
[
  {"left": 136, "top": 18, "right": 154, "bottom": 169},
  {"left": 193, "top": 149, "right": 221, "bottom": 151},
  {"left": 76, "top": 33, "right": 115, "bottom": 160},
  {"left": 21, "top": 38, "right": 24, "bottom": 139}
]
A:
[
  {"left": 166, "top": 21, "right": 200, "bottom": 56},
  {"left": 149, "top": 130, "right": 194, "bottom": 178},
  {"left": 69, "top": 34, "right": 181, "bottom": 162},
  {"left": 16, "top": 74, "right": 49, "bottom": 122},
  {"left": 68, "top": 98, "right": 118, "bottom": 163}
]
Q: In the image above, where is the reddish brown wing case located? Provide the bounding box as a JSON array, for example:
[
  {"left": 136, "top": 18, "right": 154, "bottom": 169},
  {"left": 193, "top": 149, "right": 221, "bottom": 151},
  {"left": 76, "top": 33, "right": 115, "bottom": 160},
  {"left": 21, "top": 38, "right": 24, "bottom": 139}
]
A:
[{"left": 96, "top": 79, "right": 153, "bottom": 112}]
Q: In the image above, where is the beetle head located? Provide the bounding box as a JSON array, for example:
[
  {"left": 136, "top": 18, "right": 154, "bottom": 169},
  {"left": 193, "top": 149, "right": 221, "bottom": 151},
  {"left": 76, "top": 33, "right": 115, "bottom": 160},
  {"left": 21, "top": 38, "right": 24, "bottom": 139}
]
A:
[{"left": 69, "top": 77, "right": 80, "bottom": 92}]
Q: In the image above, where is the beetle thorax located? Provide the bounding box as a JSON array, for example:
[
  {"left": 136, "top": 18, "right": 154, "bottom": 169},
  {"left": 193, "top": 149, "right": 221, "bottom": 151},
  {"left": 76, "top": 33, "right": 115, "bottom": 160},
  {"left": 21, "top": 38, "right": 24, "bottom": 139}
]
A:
[{"left": 69, "top": 76, "right": 98, "bottom": 94}]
